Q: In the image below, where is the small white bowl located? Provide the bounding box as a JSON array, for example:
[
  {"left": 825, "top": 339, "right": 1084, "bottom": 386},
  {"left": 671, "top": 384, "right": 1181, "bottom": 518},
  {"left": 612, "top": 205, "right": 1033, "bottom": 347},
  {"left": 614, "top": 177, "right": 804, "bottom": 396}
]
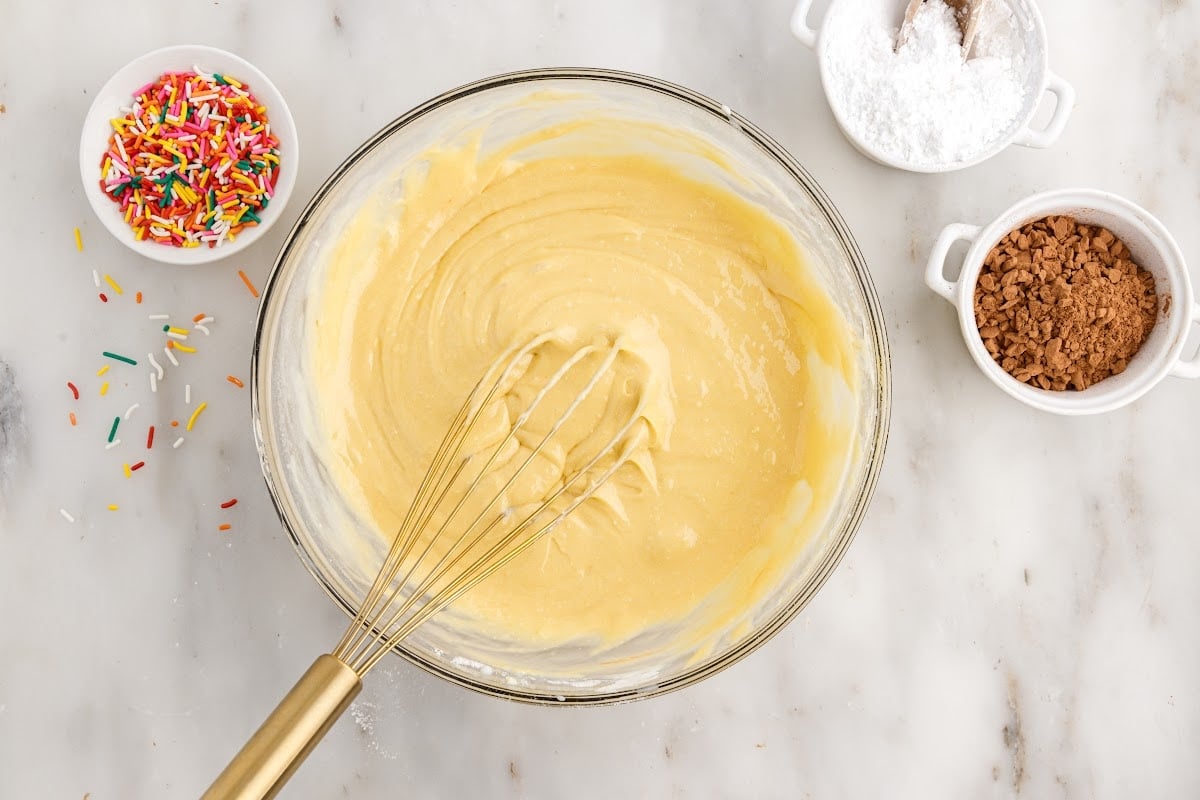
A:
[
  {"left": 925, "top": 188, "right": 1200, "bottom": 415},
  {"left": 78, "top": 44, "right": 298, "bottom": 265},
  {"left": 790, "top": 0, "right": 1075, "bottom": 173}
]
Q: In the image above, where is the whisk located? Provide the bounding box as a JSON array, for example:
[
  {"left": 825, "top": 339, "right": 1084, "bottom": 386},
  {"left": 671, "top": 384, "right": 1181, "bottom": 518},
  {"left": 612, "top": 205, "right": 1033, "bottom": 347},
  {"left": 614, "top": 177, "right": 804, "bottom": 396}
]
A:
[{"left": 203, "top": 335, "right": 649, "bottom": 800}]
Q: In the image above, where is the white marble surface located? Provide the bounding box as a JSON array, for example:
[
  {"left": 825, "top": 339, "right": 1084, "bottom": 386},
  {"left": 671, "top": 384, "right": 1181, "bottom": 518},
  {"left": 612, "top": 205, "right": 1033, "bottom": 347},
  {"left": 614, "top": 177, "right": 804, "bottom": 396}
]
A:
[{"left": 1, "top": 0, "right": 1199, "bottom": 797}]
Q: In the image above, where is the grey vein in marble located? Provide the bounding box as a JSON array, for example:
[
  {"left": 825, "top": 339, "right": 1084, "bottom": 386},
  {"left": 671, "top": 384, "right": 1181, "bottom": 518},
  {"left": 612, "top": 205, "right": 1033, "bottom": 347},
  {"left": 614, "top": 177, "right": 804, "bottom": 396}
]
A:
[{"left": 0, "top": 358, "right": 27, "bottom": 515}]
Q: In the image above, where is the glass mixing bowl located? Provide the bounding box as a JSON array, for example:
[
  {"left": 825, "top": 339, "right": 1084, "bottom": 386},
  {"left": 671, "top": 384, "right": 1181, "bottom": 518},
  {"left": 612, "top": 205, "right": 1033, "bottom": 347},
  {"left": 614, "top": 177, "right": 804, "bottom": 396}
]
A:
[{"left": 252, "top": 68, "right": 891, "bottom": 704}]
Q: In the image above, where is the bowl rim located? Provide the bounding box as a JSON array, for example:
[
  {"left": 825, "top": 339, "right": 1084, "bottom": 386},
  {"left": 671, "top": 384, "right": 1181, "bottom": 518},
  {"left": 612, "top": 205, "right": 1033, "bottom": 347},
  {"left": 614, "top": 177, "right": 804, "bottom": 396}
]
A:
[
  {"left": 812, "top": 0, "right": 1052, "bottom": 173},
  {"left": 250, "top": 67, "right": 893, "bottom": 705},
  {"left": 947, "top": 188, "right": 1196, "bottom": 415},
  {"left": 77, "top": 43, "right": 299, "bottom": 265}
]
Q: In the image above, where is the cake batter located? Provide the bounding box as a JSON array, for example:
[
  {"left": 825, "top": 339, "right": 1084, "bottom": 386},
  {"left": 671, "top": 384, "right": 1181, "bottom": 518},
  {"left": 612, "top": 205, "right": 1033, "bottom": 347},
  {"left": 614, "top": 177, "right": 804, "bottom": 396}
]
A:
[{"left": 311, "top": 117, "right": 859, "bottom": 650}]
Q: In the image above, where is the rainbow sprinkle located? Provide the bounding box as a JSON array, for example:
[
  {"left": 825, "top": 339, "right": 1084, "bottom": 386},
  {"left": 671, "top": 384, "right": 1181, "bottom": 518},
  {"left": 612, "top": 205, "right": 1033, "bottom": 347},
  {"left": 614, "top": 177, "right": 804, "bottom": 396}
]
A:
[
  {"left": 74, "top": 227, "right": 83, "bottom": 251},
  {"left": 107, "top": 416, "right": 120, "bottom": 443},
  {"left": 103, "top": 274, "right": 124, "bottom": 295},
  {"left": 186, "top": 401, "right": 207, "bottom": 431},
  {"left": 148, "top": 352, "right": 164, "bottom": 378},
  {"left": 102, "top": 351, "right": 138, "bottom": 366},
  {"left": 99, "top": 70, "right": 280, "bottom": 248},
  {"left": 237, "top": 269, "right": 259, "bottom": 298}
]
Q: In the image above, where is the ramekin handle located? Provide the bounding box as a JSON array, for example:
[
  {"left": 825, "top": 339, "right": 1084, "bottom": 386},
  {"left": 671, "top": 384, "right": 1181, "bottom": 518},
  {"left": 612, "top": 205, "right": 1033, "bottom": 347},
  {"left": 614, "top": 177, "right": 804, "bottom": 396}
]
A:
[
  {"left": 790, "top": 0, "right": 819, "bottom": 49},
  {"left": 1170, "top": 302, "right": 1200, "bottom": 379},
  {"left": 1013, "top": 71, "right": 1076, "bottom": 149},
  {"left": 925, "top": 224, "right": 982, "bottom": 306}
]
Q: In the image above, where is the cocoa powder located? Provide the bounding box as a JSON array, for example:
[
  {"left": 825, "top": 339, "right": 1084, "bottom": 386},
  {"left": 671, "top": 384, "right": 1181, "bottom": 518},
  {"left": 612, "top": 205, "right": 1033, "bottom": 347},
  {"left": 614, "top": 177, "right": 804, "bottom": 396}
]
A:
[{"left": 973, "top": 215, "right": 1158, "bottom": 391}]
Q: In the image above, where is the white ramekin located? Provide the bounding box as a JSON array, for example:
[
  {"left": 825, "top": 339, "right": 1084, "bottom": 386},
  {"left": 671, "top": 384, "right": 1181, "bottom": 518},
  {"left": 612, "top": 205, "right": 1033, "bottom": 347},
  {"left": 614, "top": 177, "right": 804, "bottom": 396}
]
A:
[
  {"left": 790, "top": 0, "right": 1075, "bottom": 173},
  {"left": 924, "top": 188, "right": 1200, "bottom": 415},
  {"left": 79, "top": 44, "right": 298, "bottom": 265}
]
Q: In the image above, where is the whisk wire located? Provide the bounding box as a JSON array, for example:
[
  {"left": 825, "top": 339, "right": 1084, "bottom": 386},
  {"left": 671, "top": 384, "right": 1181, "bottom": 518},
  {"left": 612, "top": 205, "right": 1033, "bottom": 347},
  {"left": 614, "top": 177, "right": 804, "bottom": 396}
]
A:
[
  {"left": 336, "top": 337, "right": 638, "bottom": 674},
  {"left": 344, "top": 342, "right": 629, "bottom": 673},
  {"left": 336, "top": 338, "right": 575, "bottom": 668},
  {"left": 332, "top": 337, "right": 540, "bottom": 662},
  {"left": 358, "top": 415, "right": 646, "bottom": 675}
]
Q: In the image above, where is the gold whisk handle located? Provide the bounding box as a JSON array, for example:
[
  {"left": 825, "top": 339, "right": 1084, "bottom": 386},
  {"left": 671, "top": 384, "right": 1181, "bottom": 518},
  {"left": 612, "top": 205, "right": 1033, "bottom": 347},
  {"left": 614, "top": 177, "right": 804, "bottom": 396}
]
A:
[{"left": 201, "top": 654, "right": 362, "bottom": 800}]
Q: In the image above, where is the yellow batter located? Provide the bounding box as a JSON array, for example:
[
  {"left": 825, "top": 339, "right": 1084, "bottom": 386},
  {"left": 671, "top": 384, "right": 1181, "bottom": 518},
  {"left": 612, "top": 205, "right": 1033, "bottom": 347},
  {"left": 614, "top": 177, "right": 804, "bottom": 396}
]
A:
[{"left": 311, "top": 117, "right": 858, "bottom": 652}]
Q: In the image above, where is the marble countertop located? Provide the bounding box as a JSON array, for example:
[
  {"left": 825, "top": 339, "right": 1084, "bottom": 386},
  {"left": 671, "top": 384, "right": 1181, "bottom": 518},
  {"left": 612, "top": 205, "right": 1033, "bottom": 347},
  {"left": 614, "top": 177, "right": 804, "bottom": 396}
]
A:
[{"left": 2, "top": 0, "right": 1198, "bottom": 797}]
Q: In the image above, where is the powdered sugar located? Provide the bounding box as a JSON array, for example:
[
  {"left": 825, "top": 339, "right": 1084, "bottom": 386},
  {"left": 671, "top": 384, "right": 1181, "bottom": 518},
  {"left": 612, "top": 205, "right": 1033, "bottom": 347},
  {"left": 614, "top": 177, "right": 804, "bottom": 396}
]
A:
[{"left": 822, "top": 0, "right": 1033, "bottom": 167}]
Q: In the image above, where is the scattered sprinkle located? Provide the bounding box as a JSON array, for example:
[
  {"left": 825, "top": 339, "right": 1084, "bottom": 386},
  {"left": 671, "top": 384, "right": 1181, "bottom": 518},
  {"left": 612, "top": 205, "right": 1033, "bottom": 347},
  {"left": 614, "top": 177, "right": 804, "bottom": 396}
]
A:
[
  {"left": 150, "top": 372, "right": 158, "bottom": 393},
  {"left": 220, "top": 498, "right": 238, "bottom": 509},
  {"left": 105, "top": 440, "right": 121, "bottom": 450},
  {"left": 92, "top": 269, "right": 101, "bottom": 288},
  {"left": 173, "top": 436, "right": 185, "bottom": 449},
  {"left": 123, "top": 463, "right": 132, "bottom": 478},
  {"left": 193, "top": 313, "right": 207, "bottom": 323},
  {"left": 96, "top": 365, "right": 110, "bottom": 377},
  {"left": 218, "top": 523, "right": 232, "bottom": 532},
  {"left": 131, "top": 460, "right": 145, "bottom": 471},
  {"left": 74, "top": 227, "right": 84, "bottom": 251},
  {"left": 185, "top": 383, "right": 192, "bottom": 404},
  {"left": 107, "top": 504, "right": 119, "bottom": 511},
  {"left": 165, "top": 330, "right": 189, "bottom": 341},
  {"left": 170, "top": 419, "right": 179, "bottom": 427},
  {"left": 164, "top": 346, "right": 179, "bottom": 367},
  {"left": 147, "top": 426, "right": 155, "bottom": 449},
  {"left": 195, "top": 323, "right": 211, "bottom": 335},
  {"left": 172, "top": 341, "right": 197, "bottom": 353},
  {"left": 99, "top": 293, "right": 109, "bottom": 303},
  {"left": 102, "top": 351, "right": 138, "bottom": 366},
  {"left": 99, "top": 381, "right": 110, "bottom": 396},
  {"left": 238, "top": 269, "right": 260, "bottom": 298},
  {"left": 69, "top": 412, "right": 77, "bottom": 426},
  {"left": 135, "top": 291, "right": 143, "bottom": 304},
  {"left": 148, "top": 313, "right": 170, "bottom": 320},
  {"left": 148, "top": 352, "right": 164, "bottom": 379},
  {"left": 123, "top": 403, "right": 139, "bottom": 420},
  {"left": 107, "top": 416, "right": 120, "bottom": 443},
  {"left": 226, "top": 375, "right": 244, "bottom": 388},
  {"left": 60, "top": 508, "right": 76, "bottom": 523},
  {"left": 198, "top": 315, "right": 214, "bottom": 325},
  {"left": 103, "top": 274, "right": 124, "bottom": 295},
  {"left": 67, "top": 381, "right": 80, "bottom": 399},
  {"left": 186, "top": 401, "right": 207, "bottom": 431}
]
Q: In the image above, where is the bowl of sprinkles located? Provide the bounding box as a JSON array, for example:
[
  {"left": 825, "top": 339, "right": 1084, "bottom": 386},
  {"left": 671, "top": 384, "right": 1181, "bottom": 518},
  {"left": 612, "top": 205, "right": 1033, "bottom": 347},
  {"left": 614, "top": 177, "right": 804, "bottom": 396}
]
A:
[{"left": 79, "top": 44, "right": 297, "bottom": 264}]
